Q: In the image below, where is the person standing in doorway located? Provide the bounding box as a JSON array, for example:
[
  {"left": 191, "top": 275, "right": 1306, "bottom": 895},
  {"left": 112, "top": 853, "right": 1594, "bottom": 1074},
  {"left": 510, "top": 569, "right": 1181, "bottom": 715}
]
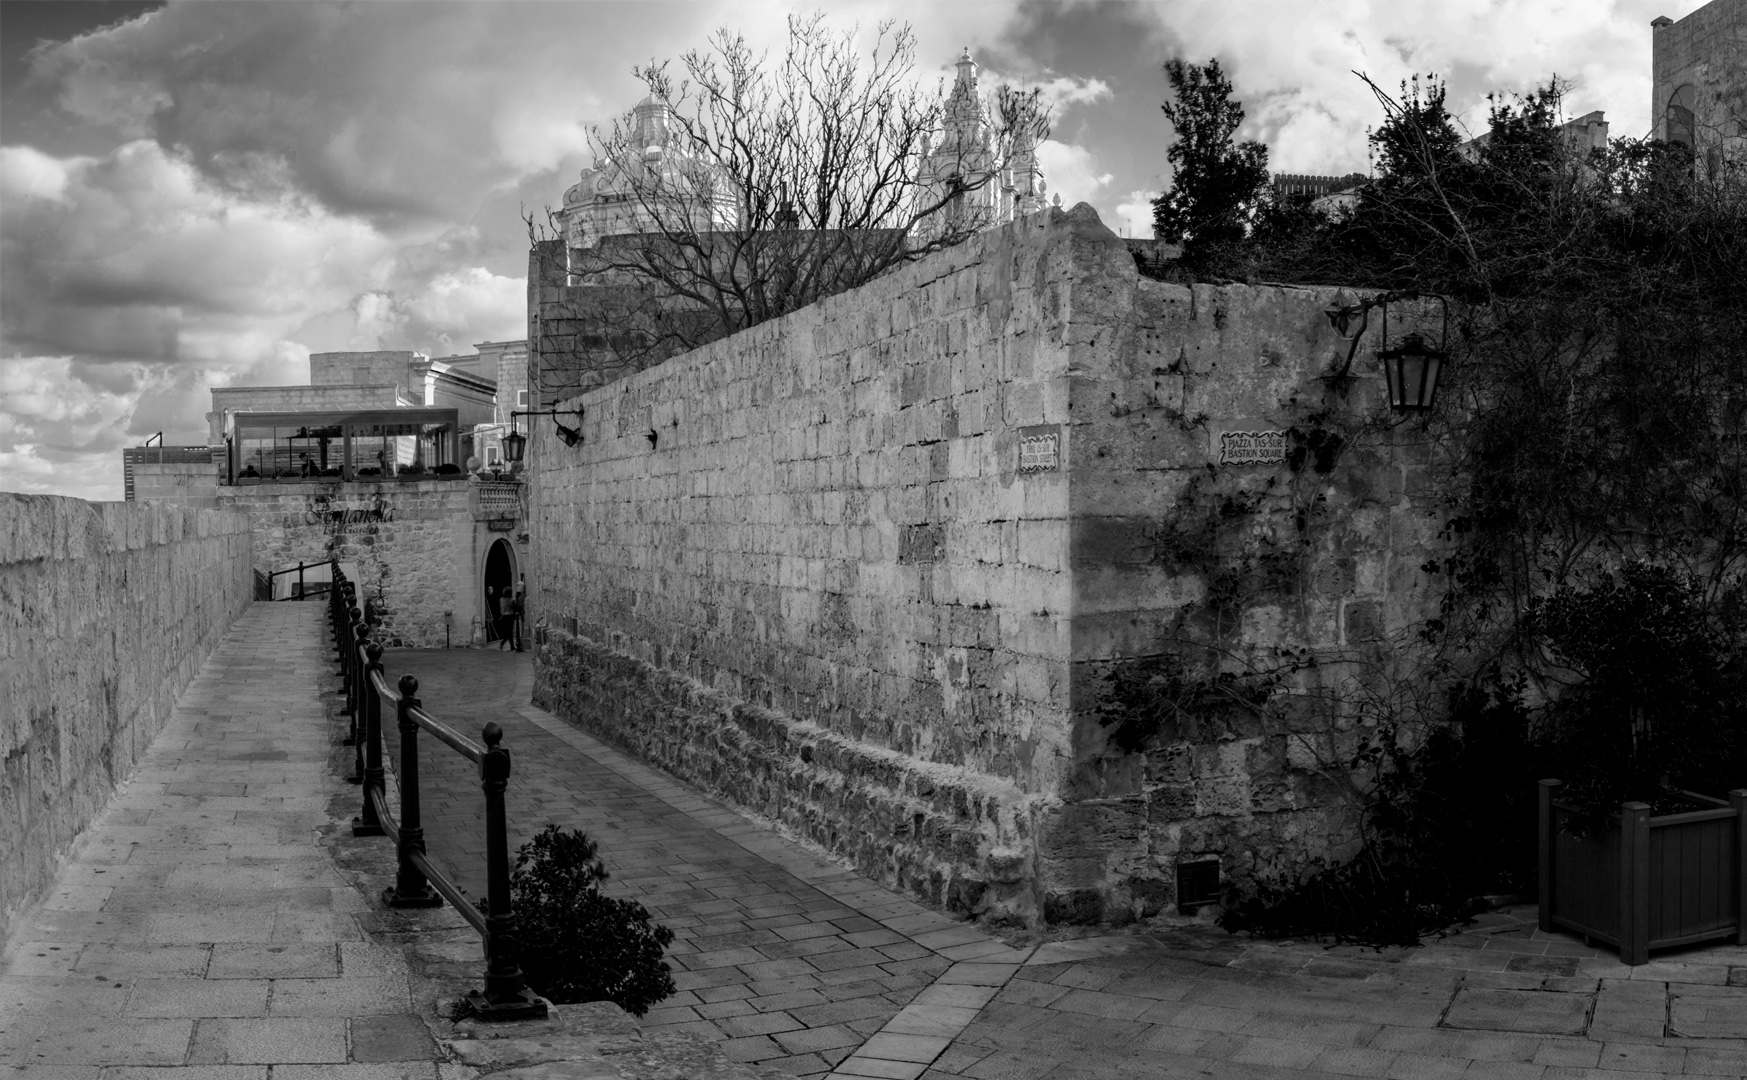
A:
[
  {"left": 484, "top": 587, "right": 501, "bottom": 644},
  {"left": 500, "top": 588, "right": 523, "bottom": 651}
]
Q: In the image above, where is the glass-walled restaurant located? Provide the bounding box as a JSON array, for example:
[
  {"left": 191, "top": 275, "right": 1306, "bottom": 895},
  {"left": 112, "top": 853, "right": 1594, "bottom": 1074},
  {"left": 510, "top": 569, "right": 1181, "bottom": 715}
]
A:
[{"left": 226, "top": 408, "right": 468, "bottom": 483}]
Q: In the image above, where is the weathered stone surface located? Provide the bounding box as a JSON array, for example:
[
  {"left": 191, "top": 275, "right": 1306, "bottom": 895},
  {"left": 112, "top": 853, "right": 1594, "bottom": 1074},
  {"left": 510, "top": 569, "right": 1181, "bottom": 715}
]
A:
[
  {"left": 215, "top": 481, "right": 514, "bottom": 647},
  {"left": 442, "top": 1002, "right": 779, "bottom": 1079},
  {"left": 0, "top": 494, "right": 253, "bottom": 945},
  {"left": 525, "top": 205, "right": 1451, "bottom": 925},
  {"left": 1442, "top": 986, "right": 1593, "bottom": 1034}
]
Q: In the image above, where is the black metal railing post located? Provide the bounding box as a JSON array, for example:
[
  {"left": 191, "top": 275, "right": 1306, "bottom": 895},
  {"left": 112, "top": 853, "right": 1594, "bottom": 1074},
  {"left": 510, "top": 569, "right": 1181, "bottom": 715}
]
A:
[
  {"left": 347, "top": 623, "right": 371, "bottom": 784},
  {"left": 336, "top": 592, "right": 356, "bottom": 679},
  {"left": 466, "top": 722, "right": 543, "bottom": 1019},
  {"left": 346, "top": 608, "right": 366, "bottom": 713},
  {"left": 383, "top": 675, "right": 441, "bottom": 908},
  {"left": 352, "top": 642, "right": 387, "bottom": 837}
]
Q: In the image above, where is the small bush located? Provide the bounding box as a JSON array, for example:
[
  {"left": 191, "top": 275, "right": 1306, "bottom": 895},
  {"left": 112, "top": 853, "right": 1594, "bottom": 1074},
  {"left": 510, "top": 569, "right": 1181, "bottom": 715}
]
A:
[
  {"left": 1530, "top": 563, "right": 1746, "bottom": 819},
  {"left": 510, "top": 825, "right": 675, "bottom": 1015},
  {"left": 1221, "top": 685, "right": 1545, "bottom": 946}
]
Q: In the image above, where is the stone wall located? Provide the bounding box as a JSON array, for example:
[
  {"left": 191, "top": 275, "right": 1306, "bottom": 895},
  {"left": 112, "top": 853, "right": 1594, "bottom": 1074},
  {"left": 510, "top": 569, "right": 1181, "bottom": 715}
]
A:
[
  {"left": 0, "top": 495, "right": 253, "bottom": 943},
  {"left": 132, "top": 463, "right": 221, "bottom": 509},
  {"left": 528, "top": 209, "right": 1096, "bottom": 924},
  {"left": 1052, "top": 279, "right": 1448, "bottom": 922},
  {"left": 526, "top": 205, "right": 1450, "bottom": 925},
  {"left": 215, "top": 480, "right": 510, "bottom": 647},
  {"left": 1653, "top": 0, "right": 1746, "bottom": 151},
  {"left": 310, "top": 350, "right": 420, "bottom": 393}
]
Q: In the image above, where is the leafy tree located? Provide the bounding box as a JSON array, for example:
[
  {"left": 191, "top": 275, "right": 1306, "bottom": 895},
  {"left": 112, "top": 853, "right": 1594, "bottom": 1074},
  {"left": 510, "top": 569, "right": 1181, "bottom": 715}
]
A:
[
  {"left": 1150, "top": 57, "right": 1270, "bottom": 269},
  {"left": 1136, "top": 69, "right": 1747, "bottom": 945}
]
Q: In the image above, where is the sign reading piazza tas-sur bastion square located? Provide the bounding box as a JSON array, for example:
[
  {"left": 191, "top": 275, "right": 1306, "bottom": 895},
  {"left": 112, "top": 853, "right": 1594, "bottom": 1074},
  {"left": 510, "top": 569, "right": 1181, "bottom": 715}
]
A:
[{"left": 1218, "top": 429, "right": 1289, "bottom": 466}]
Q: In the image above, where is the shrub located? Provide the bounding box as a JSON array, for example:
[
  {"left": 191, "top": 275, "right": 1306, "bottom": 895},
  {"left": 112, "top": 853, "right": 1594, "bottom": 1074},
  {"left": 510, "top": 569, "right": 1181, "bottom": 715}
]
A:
[
  {"left": 1530, "top": 563, "right": 1745, "bottom": 818},
  {"left": 1221, "top": 685, "right": 1546, "bottom": 946},
  {"left": 509, "top": 825, "right": 675, "bottom": 1014}
]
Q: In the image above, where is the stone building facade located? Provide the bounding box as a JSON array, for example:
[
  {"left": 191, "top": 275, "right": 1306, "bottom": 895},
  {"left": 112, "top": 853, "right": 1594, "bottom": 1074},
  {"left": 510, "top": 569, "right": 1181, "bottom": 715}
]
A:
[
  {"left": 912, "top": 49, "right": 1048, "bottom": 243},
  {"left": 131, "top": 347, "right": 532, "bottom": 648},
  {"left": 220, "top": 480, "right": 521, "bottom": 647},
  {"left": 1653, "top": 0, "right": 1745, "bottom": 167},
  {"left": 524, "top": 204, "right": 1450, "bottom": 925}
]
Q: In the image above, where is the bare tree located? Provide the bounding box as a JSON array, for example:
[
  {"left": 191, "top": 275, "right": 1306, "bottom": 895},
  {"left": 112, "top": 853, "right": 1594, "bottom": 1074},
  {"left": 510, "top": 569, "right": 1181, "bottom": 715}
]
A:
[{"left": 532, "top": 15, "right": 1050, "bottom": 399}]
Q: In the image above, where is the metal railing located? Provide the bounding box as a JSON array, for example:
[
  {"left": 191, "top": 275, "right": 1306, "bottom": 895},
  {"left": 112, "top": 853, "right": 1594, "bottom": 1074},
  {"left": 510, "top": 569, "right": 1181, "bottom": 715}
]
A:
[
  {"left": 264, "top": 560, "right": 334, "bottom": 602},
  {"left": 327, "top": 563, "right": 547, "bottom": 1021}
]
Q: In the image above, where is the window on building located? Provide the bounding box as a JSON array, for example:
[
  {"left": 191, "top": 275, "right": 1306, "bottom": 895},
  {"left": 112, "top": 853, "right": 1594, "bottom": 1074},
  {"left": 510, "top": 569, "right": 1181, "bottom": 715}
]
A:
[
  {"left": 1667, "top": 85, "right": 1697, "bottom": 147},
  {"left": 517, "top": 390, "right": 528, "bottom": 407}
]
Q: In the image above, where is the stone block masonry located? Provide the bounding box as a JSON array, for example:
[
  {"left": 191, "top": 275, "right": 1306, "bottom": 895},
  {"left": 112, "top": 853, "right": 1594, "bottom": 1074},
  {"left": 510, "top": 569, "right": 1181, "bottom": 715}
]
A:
[
  {"left": 527, "top": 204, "right": 1451, "bottom": 926},
  {"left": 218, "top": 480, "right": 492, "bottom": 648},
  {"left": 0, "top": 495, "right": 253, "bottom": 943}
]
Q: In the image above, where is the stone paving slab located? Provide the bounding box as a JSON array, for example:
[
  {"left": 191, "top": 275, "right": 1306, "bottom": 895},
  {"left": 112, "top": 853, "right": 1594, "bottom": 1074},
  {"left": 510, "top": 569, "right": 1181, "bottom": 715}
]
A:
[
  {"left": 29, "top": 621, "right": 1723, "bottom": 1080},
  {"left": 379, "top": 648, "right": 1747, "bottom": 1080},
  {"left": 381, "top": 649, "right": 1027, "bottom": 1079},
  {"left": 0, "top": 604, "right": 439, "bottom": 1075}
]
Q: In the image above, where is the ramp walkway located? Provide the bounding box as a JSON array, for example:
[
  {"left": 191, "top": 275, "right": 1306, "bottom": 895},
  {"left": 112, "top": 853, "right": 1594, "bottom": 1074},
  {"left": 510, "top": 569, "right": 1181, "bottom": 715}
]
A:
[
  {"left": 0, "top": 602, "right": 438, "bottom": 1074},
  {"left": 4, "top": 606, "right": 1742, "bottom": 1079}
]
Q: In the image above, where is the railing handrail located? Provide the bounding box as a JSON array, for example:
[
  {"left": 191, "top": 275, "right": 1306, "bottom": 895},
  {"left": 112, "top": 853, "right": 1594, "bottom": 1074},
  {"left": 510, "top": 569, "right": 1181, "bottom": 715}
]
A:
[
  {"left": 264, "top": 559, "right": 335, "bottom": 602},
  {"left": 267, "top": 558, "right": 329, "bottom": 583},
  {"left": 329, "top": 561, "right": 545, "bottom": 1021},
  {"left": 366, "top": 667, "right": 486, "bottom": 763}
]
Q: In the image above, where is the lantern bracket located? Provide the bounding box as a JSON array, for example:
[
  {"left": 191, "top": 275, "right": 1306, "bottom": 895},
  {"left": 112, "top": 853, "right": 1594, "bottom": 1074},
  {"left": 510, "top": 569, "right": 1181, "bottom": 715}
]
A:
[
  {"left": 1321, "top": 289, "right": 1449, "bottom": 385},
  {"left": 505, "top": 408, "right": 586, "bottom": 464}
]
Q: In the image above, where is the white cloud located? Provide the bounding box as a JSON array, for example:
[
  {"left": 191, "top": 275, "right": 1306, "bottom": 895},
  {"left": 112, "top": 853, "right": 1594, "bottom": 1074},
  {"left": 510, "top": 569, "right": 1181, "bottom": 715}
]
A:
[
  {"left": 0, "top": 138, "right": 528, "bottom": 499},
  {"left": 1034, "top": 140, "right": 1112, "bottom": 208},
  {"left": 0, "top": 145, "right": 81, "bottom": 203},
  {"left": 0, "top": 355, "right": 147, "bottom": 501},
  {"left": 1113, "top": 190, "right": 1158, "bottom": 240}
]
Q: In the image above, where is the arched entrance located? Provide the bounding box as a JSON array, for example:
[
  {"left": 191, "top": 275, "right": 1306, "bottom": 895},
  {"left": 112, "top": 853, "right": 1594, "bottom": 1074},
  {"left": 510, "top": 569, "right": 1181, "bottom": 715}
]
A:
[{"left": 482, "top": 538, "right": 515, "bottom": 642}]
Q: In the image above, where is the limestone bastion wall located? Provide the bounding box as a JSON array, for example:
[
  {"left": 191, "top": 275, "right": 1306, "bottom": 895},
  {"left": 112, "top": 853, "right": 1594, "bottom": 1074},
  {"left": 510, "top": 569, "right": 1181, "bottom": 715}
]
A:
[
  {"left": 1053, "top": 278, "right": 1450, "bottom": 923},
  {"left": 217, "top": 481, "right": 484, "bottom": 648},
  {"left": 0, "top": 495, "right": 254, "bottom": 943},
  {"left": 526, "top": 204, "right": 1452, "bottom": 926}
]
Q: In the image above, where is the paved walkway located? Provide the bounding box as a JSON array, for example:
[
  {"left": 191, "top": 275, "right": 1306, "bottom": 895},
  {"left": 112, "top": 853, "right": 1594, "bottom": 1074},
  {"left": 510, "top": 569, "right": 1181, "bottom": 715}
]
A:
[
  {"left": 383, "top": 648, "right": 1747, "bottom": 1080},
  {"left": 379, "top": 648, "right": 1030, "bottom": 1078},
  {"left": 0, "top": 603, "right": 440, "bottom": 1077},
  {"left": 4, "top": 616, "right": 1742, "bottom": 1080}
]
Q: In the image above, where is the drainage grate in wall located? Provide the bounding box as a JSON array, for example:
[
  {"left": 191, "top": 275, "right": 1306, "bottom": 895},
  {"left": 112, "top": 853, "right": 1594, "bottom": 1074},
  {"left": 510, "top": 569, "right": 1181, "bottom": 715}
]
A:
[{"left": 1176, "top": 859, "right": 1221, "bottom": 914}]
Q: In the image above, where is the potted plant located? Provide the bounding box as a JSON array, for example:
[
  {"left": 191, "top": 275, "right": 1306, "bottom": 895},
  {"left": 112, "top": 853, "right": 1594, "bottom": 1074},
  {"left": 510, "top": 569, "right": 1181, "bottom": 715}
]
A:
[{"left": 1534, "top": 563, "right": 1746, "bottom": 963}]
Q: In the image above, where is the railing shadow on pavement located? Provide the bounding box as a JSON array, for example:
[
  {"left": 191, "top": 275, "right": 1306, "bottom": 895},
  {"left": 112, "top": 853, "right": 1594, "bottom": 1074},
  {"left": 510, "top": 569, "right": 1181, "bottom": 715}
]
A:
[{"left": 327, "top": 561, "right": 547, "bottom": 1021}]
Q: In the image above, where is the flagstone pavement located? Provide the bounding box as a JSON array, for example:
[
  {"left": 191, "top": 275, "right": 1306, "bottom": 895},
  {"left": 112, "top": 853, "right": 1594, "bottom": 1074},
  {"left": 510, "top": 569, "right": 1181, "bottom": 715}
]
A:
[{"left": 4, "top": 604, "right": 1744, "bottom": 1080}]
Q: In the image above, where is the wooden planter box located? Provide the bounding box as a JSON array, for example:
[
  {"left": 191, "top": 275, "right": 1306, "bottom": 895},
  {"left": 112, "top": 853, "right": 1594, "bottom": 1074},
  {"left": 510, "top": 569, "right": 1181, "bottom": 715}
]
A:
[{"left": 1538, "top": 779, "right": 1746, "bottom": 965}]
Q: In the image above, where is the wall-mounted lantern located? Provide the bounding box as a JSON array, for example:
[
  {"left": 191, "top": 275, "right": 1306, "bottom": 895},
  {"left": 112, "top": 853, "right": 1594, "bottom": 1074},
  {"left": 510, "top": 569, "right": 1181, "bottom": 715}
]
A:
[
  {"left": 1322, "top": 289, "right": 1451, "bottom": 413},
  {"left": 503, "top": 408, "right": 585, "bottom": 465},
  {"left": 1379, "top": 331, "right": 1447, "bottom": 412}
]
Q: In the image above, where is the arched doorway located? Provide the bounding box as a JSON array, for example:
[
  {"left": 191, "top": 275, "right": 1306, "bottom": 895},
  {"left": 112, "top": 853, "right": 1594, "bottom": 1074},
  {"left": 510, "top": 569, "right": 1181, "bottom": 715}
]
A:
[{"left": 482, "top": 538, "right": 515, "bottom": 642}]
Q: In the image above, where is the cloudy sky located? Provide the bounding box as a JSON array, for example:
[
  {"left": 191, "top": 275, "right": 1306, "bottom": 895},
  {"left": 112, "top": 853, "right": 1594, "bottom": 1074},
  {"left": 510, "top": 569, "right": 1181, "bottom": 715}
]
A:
[{"left": 1, "top": 0, "right": 1705, "bottom": 501}]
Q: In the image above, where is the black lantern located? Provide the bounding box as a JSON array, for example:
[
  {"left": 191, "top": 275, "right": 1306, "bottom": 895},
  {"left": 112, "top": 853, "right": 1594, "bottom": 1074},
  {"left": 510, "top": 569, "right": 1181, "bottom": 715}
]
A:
[
  {"left": 1378, "top": 331, "right": 1447, "bottom": 412},
  {"left": 505, "top": 408, "right": 584, "bottom": 458}
]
